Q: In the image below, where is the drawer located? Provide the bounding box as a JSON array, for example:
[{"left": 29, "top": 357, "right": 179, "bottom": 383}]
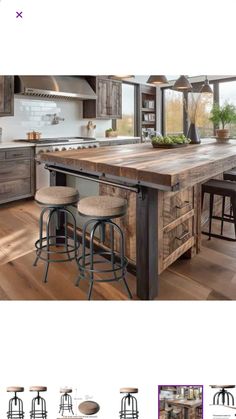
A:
[
  {"left": 6, "top": 148, "right": 32, "bottom": 159},
  {"left": 0, "top": 151, "right": 5, "bottom": 160},
  {"left": 0, "top": 159, "right": 31, "bottom": 181},
  {"left": 163, "top": 216, "right": 193, "bottom": 258},
  {"left": 0, "top": 178, "right": 31, "bottom": 201},
  {"left": 163, "top": 187, "right": 193, "bottom": 226}
]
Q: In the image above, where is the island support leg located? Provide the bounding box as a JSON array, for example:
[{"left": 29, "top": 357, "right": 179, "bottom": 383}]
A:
[
  {"left": 49, "top": 169, "right": 67, "bottom": 241},
  {"left": 136, "top": 186, "right": 158, "bottom": 300}
]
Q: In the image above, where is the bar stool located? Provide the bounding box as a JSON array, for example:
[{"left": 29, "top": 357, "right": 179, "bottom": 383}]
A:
[
  {"left": 119, "top": 388, "right": 139, "bottom": 419},
  {"left": 78, "top": 401, "right": 100, "bottom": 415},
  {"left": 7, "top": 387, "right": 24, "bottom": 419},
  {"left": 76, "top": 195, "right": 132, "bottom": 300},
  {"left": 30, "top": 386, "right": 47, "bottom": 419},
  {"left": 34, "top": 186, "right": 79, "bottom": 283},
  {"left": 211, "top": 385, "right": 235, "bottom": 406},
  {"left": 202, "top": 179, "right": 236, "bottom": 241},
  {"left": 164, "top": 406, "right": 173, "bottom": 418},
  {"left": 171, "top": 408, "right": 182, "bottom": 418},
  {"left": 59, "top": 388, "right": 74, "bottom": 416}
]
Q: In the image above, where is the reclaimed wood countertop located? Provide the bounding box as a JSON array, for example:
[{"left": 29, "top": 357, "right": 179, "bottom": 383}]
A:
[
  {"left": 39, "top": 139, "right": 236, "bottom": 190},
  {"left": 166, "top": 399, "right": 202, "bottom": 408}
]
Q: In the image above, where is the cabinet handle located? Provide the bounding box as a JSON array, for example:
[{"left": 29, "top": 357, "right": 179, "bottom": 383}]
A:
[
  {"left": 175, "top": 231, "right": 190, "bottom": 241},
  {"left": 10, "top": 153, "right": 24, "bottom": 157},
  {"left": 176, "top": 200, "right": 190, "bottom": 209}
]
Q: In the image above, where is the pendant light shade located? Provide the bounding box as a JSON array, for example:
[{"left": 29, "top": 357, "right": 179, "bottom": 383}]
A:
[
  {"left": 173, "top": 75, "right": 192, "bottom": 92},
  {"left": 110, "top": 75, "right": 134, "bottom": 80},
  {"left": 200, "top": 76, "right": 213, "bottom": 94},
  {"left": 147, "top": 75, "right": 168, "bottom": 84}
]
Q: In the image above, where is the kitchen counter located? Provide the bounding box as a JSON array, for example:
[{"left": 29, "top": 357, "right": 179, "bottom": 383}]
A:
[
  {"left": 97, "top": 136, "right": 140, "bottom": 142},
  {"left": 0, "top": 142, "right": 35, "bottom": 149},
  {"left": 39, "top": 139, "right": 236, "bottom": 300}
]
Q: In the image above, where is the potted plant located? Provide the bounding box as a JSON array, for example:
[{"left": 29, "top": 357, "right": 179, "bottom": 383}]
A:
[
  {"left": 209, "top": 102, "right": 236, "bottom": 141},
  {"left": 105, "top": 128, "right": 118, "bottom": 138}
]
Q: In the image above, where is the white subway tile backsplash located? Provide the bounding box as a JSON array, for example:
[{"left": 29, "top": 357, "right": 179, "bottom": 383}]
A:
[{"left": 0, "top": 96, "right": 112, "bottom": 141}]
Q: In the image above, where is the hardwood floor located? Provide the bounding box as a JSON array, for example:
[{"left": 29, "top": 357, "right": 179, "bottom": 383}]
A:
[{"left": 0, "top": 199, "right": 235, "bottom": 300}]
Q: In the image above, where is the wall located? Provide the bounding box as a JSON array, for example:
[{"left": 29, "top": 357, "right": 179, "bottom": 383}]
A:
[{"left": 0, "top": 96, "right": 112, "bottom": 141}]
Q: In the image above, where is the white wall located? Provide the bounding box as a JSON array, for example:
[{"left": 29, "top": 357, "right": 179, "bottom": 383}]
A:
[{"left": 0, "top": 96, "right": 112, "bottom": 142}]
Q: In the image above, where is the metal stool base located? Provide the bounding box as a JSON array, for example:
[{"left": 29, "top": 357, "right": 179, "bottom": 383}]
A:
[
  {"left": 34, "top": 206, "right": 79, "bottom": 283},
  {"left": 213, "top": 388, "right": 234, "bottom": 406},
  {"left": 120, "top": 393, "right": 139, "bottom": 419},
  {"left": 76, "top": 218, "right": 132, "bottom": 300},
  {"left": 59, "top": 393, "right": 74, "bottom": 416},
  {"left": 30, "top": 393, "right": 47, "bottom": 419},
  {"left": 7, "top": 393, "right": 24, "bottom": 419}
]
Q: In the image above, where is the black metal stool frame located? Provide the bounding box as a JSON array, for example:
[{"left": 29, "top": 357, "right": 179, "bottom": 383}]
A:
[
  {"left": 30, "top": 391, "right": 47, "bottom": 419},
  {"left": 34, "top": 203, "right": 79, "bottom": 283},
  {"left": 76, "top": 215, "right": 132, "bottom": 300},
  {"left": 213, "top": 387, "right": 234, "bottom": 406},
  {"left": 59, "top": 393, "right": 74, "bottom": 416},
  {"left": 120, "top": 393, "right": 139, "bottom": 419},
  {"left": 7, "top": 392, "right": 24, "bottom": 419},
  {"left": 202, "top": 191, "right": 236, "bottom": 242}
]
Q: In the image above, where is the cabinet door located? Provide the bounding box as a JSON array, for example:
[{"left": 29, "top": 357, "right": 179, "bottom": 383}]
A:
[
  {"left": 0, "top": 76, "right": 14, "bottom": 116},
  {"left": 109, "top": 80, "right": 122, "bottom": 118},
  {"left": 97, "top": 78, "right": 110, "bottom": 118}
]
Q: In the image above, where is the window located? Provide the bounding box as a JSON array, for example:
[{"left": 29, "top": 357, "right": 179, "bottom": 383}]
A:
[
  {"left": 163, "top": 89, "right": 183, "bottom": 135},
  {"left": 219, "top": 80, "right": 236, "bottom": 136},
  {"left": 188, "top": 91, "right": 214, "bottom": 138},
  {"left": 116, "top": 83, "right": 135, "bottom": 136}
]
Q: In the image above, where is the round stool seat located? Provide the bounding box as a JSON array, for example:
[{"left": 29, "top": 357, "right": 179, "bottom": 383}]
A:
[
  {"left": 120, "top": 388, "right": 138, "bottom": 394},
  {"left": 7, "top": 386, "right": 24, "bottom": 392},
  {"left": 173, "top": 408, "right": 182, "bottom": 413},
  {"left": 78, "top": 401, "right": 100, "bottom": 415},
  {"left": 30, "top": 386, "right": 47, "bottom": 392},
  {"left": 78, "top": 195, "right": 127, "bottom": 218},
  {"left": 211, "top": 385, "right": 235, "bottom": 389},
  {"left": 60, "top": 388, "right": 72, "bottom": 393},
  {"left": 35, "top": 186, "right": 79, "bottom": 206}
]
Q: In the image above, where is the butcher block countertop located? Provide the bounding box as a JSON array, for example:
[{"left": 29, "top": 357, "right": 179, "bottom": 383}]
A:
[
  {"left": 166, "top": 399, "right": 202, "bottom": 408},
  {"left": 39, "top": 139, "right": 236, "bottom": 190}
]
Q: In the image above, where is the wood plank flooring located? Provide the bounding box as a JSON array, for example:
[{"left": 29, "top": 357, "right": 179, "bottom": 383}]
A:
[{"left": 0, "top": 199, "right": 235, "bottom": 300}]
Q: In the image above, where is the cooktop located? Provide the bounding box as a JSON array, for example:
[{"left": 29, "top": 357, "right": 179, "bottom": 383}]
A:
[{"left": 14, "top": 137, "right": 96, "bottom": 144}]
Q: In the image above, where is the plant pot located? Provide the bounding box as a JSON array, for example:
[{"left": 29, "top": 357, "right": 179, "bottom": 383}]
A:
[
  {"left": 187, "top": 123, "right": 201, "bottom": 144},
  {"left": 216, "top": 128, "right": 230, "bottom": 140},
  {"left": 105, "top": 130, "right": 118, "bottom": 138}
]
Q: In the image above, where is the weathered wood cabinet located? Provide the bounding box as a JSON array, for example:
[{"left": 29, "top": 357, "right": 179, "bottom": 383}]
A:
[
  {"left": 0, "top": 76, "right": 14, "bottom": 116},
  {"left": 83, "top": 77, "right": 122, "bottom": 119},
  {"left": 0, "top": 147, "right": 35, "bottom": 204}
]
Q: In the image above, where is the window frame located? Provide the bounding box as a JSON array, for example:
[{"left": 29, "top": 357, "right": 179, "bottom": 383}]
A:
[
  {"left": 112, "top": 81, "right": 138, "bottom": 136},
  {"left": 161, "top": 77, "right": 236, "bottom": 136}
]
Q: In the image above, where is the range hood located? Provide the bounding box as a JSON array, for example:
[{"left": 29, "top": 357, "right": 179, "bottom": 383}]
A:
[{"left": 14, "top": 76, "right": 97, "bottom": 100}]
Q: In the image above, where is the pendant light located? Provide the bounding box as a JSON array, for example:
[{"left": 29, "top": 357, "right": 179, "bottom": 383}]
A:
[
  {"left": 110, "top": 75, "right": 134, "bottom": 80},
  {"left": 200, "top": 76, "right": 213, "bottom": 94},
  {"left": 173, "top": 75, "right": 192, "bottom": 92},
  {"left": 147, "top": 75, "right": 168, "bottom": 84}
]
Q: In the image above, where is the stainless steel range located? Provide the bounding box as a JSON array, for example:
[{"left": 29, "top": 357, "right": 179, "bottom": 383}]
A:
[{"left": 16, "top": 137, "right": 99, "bottom": 190}]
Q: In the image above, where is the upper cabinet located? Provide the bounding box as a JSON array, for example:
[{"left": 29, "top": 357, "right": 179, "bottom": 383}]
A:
[
  {"left": 83, "top": 77, "right": 122, "bottom": 119},
  {"left": 0, "top": 76, "right": 14, "bottom": 117}
]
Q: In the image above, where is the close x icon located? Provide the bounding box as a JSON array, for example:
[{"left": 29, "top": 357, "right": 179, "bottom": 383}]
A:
[{"left": 16, "top": 11, "right": 23, "bottom": 18}]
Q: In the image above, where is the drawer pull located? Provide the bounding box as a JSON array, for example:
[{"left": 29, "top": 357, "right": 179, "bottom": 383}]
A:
[
  {"left": 175, "top": 231, "right": 190, "bottom": 241},
  {"left": 10, "top": 153, "right": 24, "bottom": 157},
  {"left": 176, "top": 201, "right": 190, "bottom": 209}
]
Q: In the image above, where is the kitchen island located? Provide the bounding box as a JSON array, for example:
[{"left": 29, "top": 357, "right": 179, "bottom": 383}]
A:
[
  {"left": 39, "top": 139, "right": 236, "bottom": 300},
  {"left": 165, "top": 399, "right": 202, "bottom": 419}
]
